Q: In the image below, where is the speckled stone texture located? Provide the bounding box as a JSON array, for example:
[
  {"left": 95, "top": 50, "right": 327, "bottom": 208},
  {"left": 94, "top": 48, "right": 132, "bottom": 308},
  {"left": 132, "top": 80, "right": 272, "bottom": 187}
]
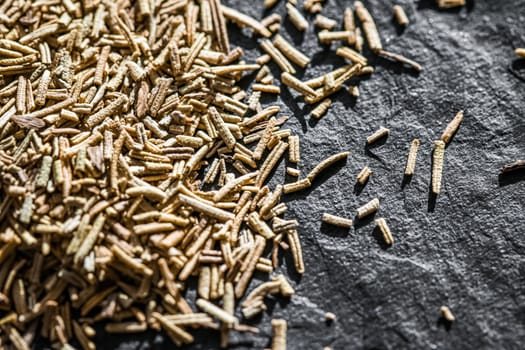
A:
[{"left": 77, "top": 1, "right": 525, "bottom": 349}]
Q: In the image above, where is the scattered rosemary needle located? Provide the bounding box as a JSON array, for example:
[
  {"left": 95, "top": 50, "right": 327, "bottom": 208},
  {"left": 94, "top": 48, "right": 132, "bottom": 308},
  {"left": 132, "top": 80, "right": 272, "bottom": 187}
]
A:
[
  {"left": 393, "top": 5, "right": 409, "bottom": 27},
  {"left": 356, "top": 166, "right": 372, "bottom": 185},
  {"left": 500, "top": 160, "right": 525, "bottom": 174},
  {"left": 286, "top": 3, "right": 309, "bottom": 31},
  {"left": 271, "top": 319, "right": 287, "bottom": 350},
  {"left": 515, "top": 48, "right": 525, "bottom": 58},
  {"left": 377, "top": 49, "right": 423, "bottom": 72},
  {"left": 367, "top": 127, "right": 390, "bottom": 145},
  {"left": 432, "top": 140, "right": 446, "bottom": 195},
  {"left": 322, "top": 213, "right": 353, "bottom": 228},
  {"left": 354, "top": 1, "right": 383, "bottom": 52},
  {"left": 314, "top": 15, "right": 338, "bottom": 30},
  {"left": 404, "top": 139, "right": 421, "bottom": 176},
  {"left": 375, "top": 218, "right": 394, "bottom": 245},
  {"left": 440, "top": 305, "right": 455, "bottom": 322},
  {"left": 356, "top": 198, "right": 380, "bottom": 219},
  {"left": 437, "top": 0, "right": 466, "bottom": 9},
  {"left": 441, "top": 110, "right": 464, "bottom": 144}
]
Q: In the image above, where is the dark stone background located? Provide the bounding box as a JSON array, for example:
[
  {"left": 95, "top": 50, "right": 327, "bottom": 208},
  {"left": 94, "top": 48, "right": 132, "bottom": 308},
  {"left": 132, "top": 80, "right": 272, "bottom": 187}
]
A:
[{"left": 63, "top": 0, "right": 525, "bottom": 349}]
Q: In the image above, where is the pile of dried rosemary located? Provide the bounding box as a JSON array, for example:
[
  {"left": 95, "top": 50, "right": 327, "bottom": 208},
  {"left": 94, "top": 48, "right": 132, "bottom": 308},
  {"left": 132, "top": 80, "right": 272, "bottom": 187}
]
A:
[{"left": 0, "top": 0, "right": 308, "bottom": 348}]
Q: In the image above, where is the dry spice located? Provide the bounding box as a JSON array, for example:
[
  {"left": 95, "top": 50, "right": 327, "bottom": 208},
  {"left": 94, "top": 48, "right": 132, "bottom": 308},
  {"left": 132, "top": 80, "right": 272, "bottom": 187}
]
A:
[
  {"left": 319, "top": 31, "right": 356, "bottom": 45},
  {"left": 221, "top": 5, "right": 272, "bottom": 38},
  {"left": 311, "top": 98, "right": 332, "bottom": 119},
  {"left": 354, "top": 1, "right": 383, "bottom": 52},
  {"left": 322, "top": 213, "right": 353, "bottom": 228},
  {"left": 377, "top": 49, "right": 423, "bottom": 72},
  {"left": 314, "top": 15, "right": 338, "bottom": 30},
  {"left": 440, "top": 305, "right": 455, "bottom": 322},
  {"left": 283, "top": 178, "right": 312, "bottom": 194},
  {"left": 286, "top": 167, "right": 300, "bottom": 177},
  {"left": 273, "top": 35, "right": 311, "bottom": 68},
  {"left": 271, "top": 319, "right": 287, "bottom": 350},
  {"left": 367, "top": 127, "right": 390, "bottom": 144},
  {"left": 356, "top": 198, "right": 380, "bottom": 219},
  {"left": 281, "top": 73, "right": 318, "bottom": 99},
  {"left": 356, "top": 166, "right": 372, "bottom": 185},
  {"left": 441, "top": 110, "right": 464, "bottom": 144},
  {"left": 336, "top": 47, "right": 368, "bottom": 66},
  {"left": 500, "top": 160, "right": 525, "bottom": 174},
  {"left": 325, "top": 312, "right": 336, "bottom": 321},
  {"left": 288, "top": 135, "right": 300, "bottom": 164},
  {"left": 260, "top": 40, "right": 296, "bottom": 74},
  {"left": 375, "top": 218, "right": 394, "bottom": 245},
  {"left": 304, "top": 0, "right": 323, "bottom": 14},
  {"left": 286, "top": 3, "right": 309, "bottom": 31},
  {"left": 437, "top": 0, "right": 465, "bottom": 9},
  {"left": 307, "top": 151, "right": 350, "bottom": 183},
  {"left": 393, "top": 5, "right": 409, "bottom": 26},
  {"left": 253, "top": 83, "right": 281, "bottom": 94},
  {"left": 287, "top": 229, "right": 305, "bottom": 274},
  {"left": 348, "top": 85, "right": 360, "bottom": 97},
  {"left": 404, "top": 139, "right": 420, "bottom": 176},
  {"left": 344, "top": 7, "right": 356, "bottom": 32},
  {"left": 432, "top": 140, "right": 446, "bottom": 195}
]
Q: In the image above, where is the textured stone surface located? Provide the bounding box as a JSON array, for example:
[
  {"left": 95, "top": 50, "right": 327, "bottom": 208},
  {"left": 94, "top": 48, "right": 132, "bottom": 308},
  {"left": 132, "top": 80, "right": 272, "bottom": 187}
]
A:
[{"left": 74, "top": 1, "right": 525, "bottom": 349}]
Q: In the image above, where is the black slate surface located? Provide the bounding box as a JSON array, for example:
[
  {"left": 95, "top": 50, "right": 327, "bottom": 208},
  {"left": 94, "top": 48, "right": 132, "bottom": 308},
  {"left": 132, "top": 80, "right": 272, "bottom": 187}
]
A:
[{"left": 84, "top": 0, "right": 525, "bottom": 349}]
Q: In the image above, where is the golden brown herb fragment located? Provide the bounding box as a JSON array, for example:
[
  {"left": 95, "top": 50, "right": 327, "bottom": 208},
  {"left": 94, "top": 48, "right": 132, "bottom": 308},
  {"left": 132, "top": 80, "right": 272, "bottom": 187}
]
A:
[
  {"left": 441, "top": 110, "right": 464, "bottom": 144},
  {"left": 322, "top": 213, "right": 353, "bottom": 228},
  {"left": 440, "top": 305, "right": 455, "bottom": 322},
  {"left": 375, "top": 218, "right": 394, "bottom": 245},
  {"left": 404, "top": 139, "right": 420, "bottom": 176},
  {"left": 271, "top": 319, "right": 287, "bottom": 350},
  {"left": 356, "top": 198, "right": 380, "bottom": 219},
  {"left": 437, "top": 0, "right": 465, "bottom": 9},
  {"left": 393, "top": 5, "right": 409, "bottom": 26},
  {"left": 432, "top": 140, "right": 446, "bottom": 195},
  {"left": 515, "top": 48, "right": 525, "bottom": 58},
  {"left": 354, "top": 1, "right": 383, "bottom": 52}
]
